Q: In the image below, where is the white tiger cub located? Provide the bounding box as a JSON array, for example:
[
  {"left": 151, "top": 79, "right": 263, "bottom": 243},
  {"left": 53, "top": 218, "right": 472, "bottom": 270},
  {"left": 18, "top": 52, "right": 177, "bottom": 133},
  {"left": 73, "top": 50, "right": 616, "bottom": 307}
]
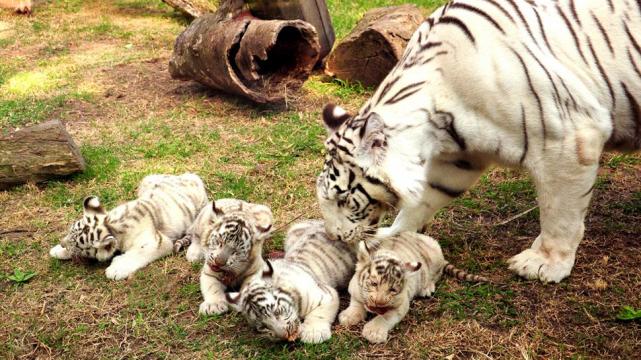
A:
[
  {"left": 317, "top": 0, "right": 641, "bottom": 284},
  {"left": 49, "top": 173, "right": 207, "bottom": 280},
  {"left": 226, "top": 220, "right": 356, "bottom": 343},
  {"left": 175, "top": 199, "right": 273, "bottom": 315},
  {"left": 340, "top": 232, "right": 486, "bottom": 343}
]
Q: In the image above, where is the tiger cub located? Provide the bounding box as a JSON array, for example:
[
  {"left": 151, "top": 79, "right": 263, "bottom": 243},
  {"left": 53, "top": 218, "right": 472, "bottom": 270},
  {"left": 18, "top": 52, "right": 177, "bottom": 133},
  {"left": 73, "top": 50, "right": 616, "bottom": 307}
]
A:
[
  {"left": 227, "top": 220, "right": 356, "bottom": 343},
  {"left": 340, "top": 232, "right": 486, "bottom": 343},
  {"left": 49, "top": 173, "right": 208, "bottom": 280},
  {"left": 176, "top": 199, "right": 274, "bottom": 315}
]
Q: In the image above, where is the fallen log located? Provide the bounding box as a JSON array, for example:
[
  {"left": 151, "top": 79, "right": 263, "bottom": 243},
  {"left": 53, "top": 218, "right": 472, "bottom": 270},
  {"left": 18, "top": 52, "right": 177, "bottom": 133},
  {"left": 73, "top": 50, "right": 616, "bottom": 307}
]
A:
[
  {"left": 0, "top": 120, "right": 85, "bottom": 189},
  {"left": 169, "top": 14, "right": 320, "bottom": 103},
  {"left": 325, "top": 4, "right": 424, "bottom": 87}
]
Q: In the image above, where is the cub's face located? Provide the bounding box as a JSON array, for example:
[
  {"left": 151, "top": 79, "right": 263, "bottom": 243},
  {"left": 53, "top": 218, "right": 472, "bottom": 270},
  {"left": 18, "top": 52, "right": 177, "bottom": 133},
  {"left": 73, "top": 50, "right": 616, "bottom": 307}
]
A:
[
  {"left": 355, "top": 243, "right": 421, "bottom": 315},
  {"left": 227, "top": 280, "right": 300, "bottom": 342},
  {"left": 203, "top": 201, "right": 272, "bottom": 276},
  {"left": 61, "top": 197, "right": 117, "bottom": 262}
]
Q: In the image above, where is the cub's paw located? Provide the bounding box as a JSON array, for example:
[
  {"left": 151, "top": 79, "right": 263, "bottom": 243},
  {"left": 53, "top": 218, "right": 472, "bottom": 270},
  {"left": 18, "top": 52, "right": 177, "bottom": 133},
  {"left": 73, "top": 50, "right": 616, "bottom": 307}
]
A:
[
  {"left": 419, "top": 282, "right": 436, "bottom": 297},
  {"left": 105, "top": 259, "right": 138, "bottom": 280},
  {"left": 300, "top": 322, "right": 331, "bottom": 344},
  {"left": 508, "top": 248, "right": 574, "bottom": 284},
  {"left": 49, "top": 245, "right": 71, "bottom": 260},
  {"left": 362, "top": 321, "right": 389, "bottom": 344},
  {"left": 199, "top": 301, "right": 228, "bottom": 316},
  {"left": 339, "top": 307, "right": 365, "bottom": 327},
  {"left": 185, "top": 244, "right": 203, "bottom": 263}
]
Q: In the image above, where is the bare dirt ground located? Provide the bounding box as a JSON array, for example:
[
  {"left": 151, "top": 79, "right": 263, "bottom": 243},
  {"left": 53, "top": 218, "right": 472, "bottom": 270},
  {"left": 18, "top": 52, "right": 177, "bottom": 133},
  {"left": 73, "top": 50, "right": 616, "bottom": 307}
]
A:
[{"left": 1, "top": 1, "right": 639, "bottom": 359}]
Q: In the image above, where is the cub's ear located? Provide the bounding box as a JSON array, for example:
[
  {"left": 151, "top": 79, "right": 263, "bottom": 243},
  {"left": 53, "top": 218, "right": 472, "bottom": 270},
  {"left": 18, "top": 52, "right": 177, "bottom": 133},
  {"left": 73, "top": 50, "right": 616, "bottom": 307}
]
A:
[
  {"left": 250, "top": 204, "right": 273, "bottom": 235},
  {"left": 212, "top": 201, "right": 224, "bottom": 216},
  {"left": 322, "top": 103, "right": 351, "bottom": 133},
  {"left": 402, "top": 262, "right": 422, "bottom": 273},
  {"left": 262, "top": 259, "right": 274, "bottom": 279},
  {"left": 356, "top": 113, "right": 387, "bottom": 166},
  {"left": 83, "top": 196, "right": 106, "bottom": 215},
  {"left": 225, "top": 292, "right": 242, "bottom": 312},
  {"left": 357, "top": 241, "right": 374, "bottom": 263}
]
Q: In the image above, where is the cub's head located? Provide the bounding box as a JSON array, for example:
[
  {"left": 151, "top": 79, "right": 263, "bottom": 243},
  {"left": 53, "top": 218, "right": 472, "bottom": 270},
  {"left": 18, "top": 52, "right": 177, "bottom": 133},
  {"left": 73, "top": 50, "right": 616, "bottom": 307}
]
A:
[
  {"left": 227, "top": 261, "right": 300, "bottom": 342},
  {"left": 61, "top": 196, "right": 117, "bottom": 262},
  {"left": 354, "top": 241, "right": 421, "bottom": 315},
  {"left": 204, "top": 200, "right": 273, "bottom": 276},
  {"left": 316, "top": 104, "right": 398, "bottom": 242}
]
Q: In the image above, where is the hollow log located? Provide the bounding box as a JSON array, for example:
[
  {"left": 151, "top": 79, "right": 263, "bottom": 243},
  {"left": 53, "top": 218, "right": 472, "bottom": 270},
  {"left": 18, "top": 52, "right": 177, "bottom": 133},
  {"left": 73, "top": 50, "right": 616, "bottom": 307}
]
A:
[
  {"left": 169, "top": 14, "right": 320, "bottom": 103},
  {"left": 325, "top": 4, "right": 424, "bottom": 87},
  {"left": 0, "top": 120, "right": 85, "bottom": 189}
]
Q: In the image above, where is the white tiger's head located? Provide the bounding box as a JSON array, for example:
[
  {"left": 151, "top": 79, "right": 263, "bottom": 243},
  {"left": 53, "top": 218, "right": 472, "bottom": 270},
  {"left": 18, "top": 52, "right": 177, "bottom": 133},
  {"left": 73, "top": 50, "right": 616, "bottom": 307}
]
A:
[
  {"left": 226, "top": 261, "right": 301, "bottom": 342},
  {"left": 61, "top": 196, "right": 118, "bottom": 262},
  {"left": 316, "top": 104, "right": 399, "bottom": 242},
  {"left": 203, "top": 200, "right": 273, "bottom": 277},
  {"left": 354, "top": 241, "right": 421, "bottom": 315}
]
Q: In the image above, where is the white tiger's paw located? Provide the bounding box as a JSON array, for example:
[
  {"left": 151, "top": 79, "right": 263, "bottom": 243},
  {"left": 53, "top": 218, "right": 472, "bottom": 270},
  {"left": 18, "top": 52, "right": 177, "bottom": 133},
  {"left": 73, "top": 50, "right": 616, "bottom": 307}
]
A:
[
  {"left": 185, "top": 244, "right": 203, "bottom": 263},
  {"left": 199, "top": 300, "right": 228, "bottom": 315},
  {"left": 339, "top": 307, "right": 366, "bottom": 327},
  {"left": 49, "top": 245, "right": 71, "bottom": 260},
  {"left": 508, "top": 248, "right": 574, "bottom": 284},
  {"left": 419, "top": 282, "right": 436, "bottom": 297},
  {"left": 105, "top": 259, "right": 139, "bottom": 280},
  {"left": 362, "top": 321, "right": 389, "bottom": 344},
  {"left": 299, "top": 322, "right": 331, "bottom": 344}
]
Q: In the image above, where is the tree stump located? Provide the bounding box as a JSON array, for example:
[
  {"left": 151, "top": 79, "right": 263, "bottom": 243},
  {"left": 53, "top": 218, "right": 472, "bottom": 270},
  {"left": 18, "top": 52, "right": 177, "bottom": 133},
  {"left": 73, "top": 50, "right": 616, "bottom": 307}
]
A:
[
  {"left": 325, "top": 4, "right": 424, "bottom": 87},
  {"left": 0, "top": 120, "right": 85, "bottom": 189},
  {"left": 169, "top": 14, "right": 320, "bottom": 103}
]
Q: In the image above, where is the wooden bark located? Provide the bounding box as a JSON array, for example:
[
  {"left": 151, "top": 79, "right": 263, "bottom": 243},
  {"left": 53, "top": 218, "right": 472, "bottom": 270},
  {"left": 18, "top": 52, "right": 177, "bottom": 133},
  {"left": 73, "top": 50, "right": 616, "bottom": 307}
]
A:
[
  {"left": 169, "top": 14, "right": 320, "bottom": 103},
  {"left": 0, "top": 120, "right": 85, "bottom": 189},
  {"left": 325, "top": 4, "right": 424, "bottom": 87}
]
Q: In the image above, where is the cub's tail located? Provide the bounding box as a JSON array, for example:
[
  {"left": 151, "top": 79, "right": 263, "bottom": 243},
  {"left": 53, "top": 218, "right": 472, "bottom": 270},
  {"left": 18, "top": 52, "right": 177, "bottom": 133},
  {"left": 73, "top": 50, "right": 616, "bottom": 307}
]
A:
[{"left": 443, "top": 263, "right": 490, "bottom": 283}]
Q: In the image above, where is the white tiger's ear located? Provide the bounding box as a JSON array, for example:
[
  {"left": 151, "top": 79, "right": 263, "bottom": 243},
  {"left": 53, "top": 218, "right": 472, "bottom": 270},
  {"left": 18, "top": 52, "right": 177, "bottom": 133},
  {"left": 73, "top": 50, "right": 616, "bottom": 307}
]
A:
[
  {"left": 83, "top": 196, "right": 106, "bottom": 215},
  {"left": 250, "top": 204, "right": 273, "bottom": 236},
  {"left": 212, "top": 201, "right": 224, "bottom": 217},
  {"left": 357, "top": 241, "right": 373, "bottom": 263},
  {"left": 225, "top": 292, "right": 242, "bottom": 312},
  {"left": 402, "top": 262, "right": 422, "bottom": 274},
  {"left": 356, "top": 113, "right": 387, "bottom": 167},
  {"left": 322, "top": 103, "right": 351, "bottom": 133}
]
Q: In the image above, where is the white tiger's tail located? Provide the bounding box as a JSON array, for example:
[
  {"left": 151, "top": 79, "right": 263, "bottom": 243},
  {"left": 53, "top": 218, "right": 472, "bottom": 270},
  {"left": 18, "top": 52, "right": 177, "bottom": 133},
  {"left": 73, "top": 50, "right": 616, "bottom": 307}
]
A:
[{"left": 442, "top": 262, "right": 490, "bottom": 283}]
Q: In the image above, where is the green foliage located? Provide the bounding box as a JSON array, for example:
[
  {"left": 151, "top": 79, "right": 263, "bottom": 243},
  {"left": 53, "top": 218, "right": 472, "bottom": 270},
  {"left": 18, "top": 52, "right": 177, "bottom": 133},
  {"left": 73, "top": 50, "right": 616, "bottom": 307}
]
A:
[
  {"left": 616, "top": 306, "right": 641, "bottom": 321},
  {"left": 6, "top": 269, "right": 37, "bottom": 284}
]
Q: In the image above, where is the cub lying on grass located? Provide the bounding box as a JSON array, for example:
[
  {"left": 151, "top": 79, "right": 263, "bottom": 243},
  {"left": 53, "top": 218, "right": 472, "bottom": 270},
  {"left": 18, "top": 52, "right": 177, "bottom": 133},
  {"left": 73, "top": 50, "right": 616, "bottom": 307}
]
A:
[
  {"left": 340, "top": 232, "right": 488, "bottom": 343},
  {"left": 49, "top": 173, "right": 207, "bottom": 280},
  {"left": 174, "top": 199, "right": 273, "bottom": 315},
  {"left": 227, "top": 220, "right": 356, "bottom": 343}
]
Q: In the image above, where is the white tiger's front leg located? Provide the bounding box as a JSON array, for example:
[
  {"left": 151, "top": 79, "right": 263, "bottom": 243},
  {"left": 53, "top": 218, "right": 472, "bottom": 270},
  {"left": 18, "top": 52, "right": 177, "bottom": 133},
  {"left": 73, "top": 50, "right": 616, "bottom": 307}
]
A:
[
  {"left": 509, "top": 133, "right": 602, "bottom": 283},
  {"left": 361, "top": 297, "right": 410, "bottom": 344},
  {"left": 378, "top": 159, "right": 486, "bottom": 237},
  {"left": 338, "top": 297, "right": 367, "bottom": 327},
  {"left": 185, "top": 235, "right": 204, "bottom": 263},
  {"left": 49, "top": 244, "right": 72, "bottom": 260},
  {"left": 199, "top": 268, "right": 228, "bottom": 315},
  {"left": 299, "top": 288, "right": 339, "bottom": 344},
  {"left": 105, "top": 233, "right": 173, "bottom": 280}
]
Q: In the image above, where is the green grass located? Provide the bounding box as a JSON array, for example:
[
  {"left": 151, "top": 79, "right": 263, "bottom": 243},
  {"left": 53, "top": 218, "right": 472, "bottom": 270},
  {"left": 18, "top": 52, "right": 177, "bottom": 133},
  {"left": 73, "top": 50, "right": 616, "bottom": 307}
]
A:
[
  {"left": 435, "top": 283, "right": 518, "bottom": 327},
  {"left": 0, "top": 96, "right": 68, "bottom": 128}
]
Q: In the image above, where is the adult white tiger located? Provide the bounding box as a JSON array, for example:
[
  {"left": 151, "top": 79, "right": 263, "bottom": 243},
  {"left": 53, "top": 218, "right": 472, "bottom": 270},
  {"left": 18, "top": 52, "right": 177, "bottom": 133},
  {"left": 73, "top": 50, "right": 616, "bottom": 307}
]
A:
[
  {"left": 317, "top": 0, "right": 640, "bottom": 283},
  {"left": 49, "top": 173, "right": 208, "bottom": 280}
]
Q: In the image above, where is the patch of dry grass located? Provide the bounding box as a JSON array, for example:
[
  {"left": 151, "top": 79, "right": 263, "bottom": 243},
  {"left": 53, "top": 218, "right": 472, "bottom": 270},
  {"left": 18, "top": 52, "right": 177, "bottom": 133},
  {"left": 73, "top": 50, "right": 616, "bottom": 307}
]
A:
[{"left": 1, "top": 0, "right": 640, "bottom": 359}]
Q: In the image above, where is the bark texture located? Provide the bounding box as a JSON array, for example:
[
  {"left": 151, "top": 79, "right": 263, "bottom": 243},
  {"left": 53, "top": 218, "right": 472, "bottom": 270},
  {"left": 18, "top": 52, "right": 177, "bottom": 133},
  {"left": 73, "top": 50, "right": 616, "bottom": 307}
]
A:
[
  {"left": 325, "top": 4, "right": 424, "bottom": 87},
  {"left": 169, "top": 14, "right": 320, "bottom": 103},
  {"left": 0, "top": 120, "right": 85, "bottom": 189}
]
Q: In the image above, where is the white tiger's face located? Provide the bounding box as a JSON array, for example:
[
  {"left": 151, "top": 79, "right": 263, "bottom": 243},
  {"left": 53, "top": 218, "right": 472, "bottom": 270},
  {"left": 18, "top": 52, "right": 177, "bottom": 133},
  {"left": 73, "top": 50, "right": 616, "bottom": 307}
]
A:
[
  {"left": 61, "top": 197, "right": 117, "bottom": 262},
  {"left": 203, "top": 202, "right": 272, "bottom": 276},
  {"left": 316, "top": 104, "right": 398, "bottom": 242},
  {"left": 227, "top": 279, "right": 300, "bottom": 342},
  {"left": 355, "top": 243, "right": 421, "bottom": 315}
]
